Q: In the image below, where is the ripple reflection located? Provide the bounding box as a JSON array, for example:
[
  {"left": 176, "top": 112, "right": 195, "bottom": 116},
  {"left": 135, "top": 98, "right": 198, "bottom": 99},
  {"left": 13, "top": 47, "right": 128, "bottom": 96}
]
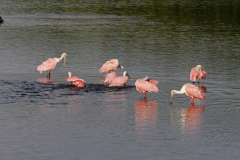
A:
[{"left": 135, "top": 99, "right": 158, "bottom": 135}]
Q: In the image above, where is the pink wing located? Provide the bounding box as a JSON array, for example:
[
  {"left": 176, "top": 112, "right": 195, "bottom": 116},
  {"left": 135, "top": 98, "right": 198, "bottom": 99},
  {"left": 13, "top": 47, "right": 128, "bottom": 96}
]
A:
[
  {"left": 190, "top": 67, "right": 200, "bottom": 81},
  {"left": 185, "top": 84, "right": 205, "bottom": 100},
  {"left": 109, "top": 76, "right": 128, "bottom": 87},
  {"left": 135, "top": 79, "right": 159, "bottom": 94},
  {"left": 104, "top": 72, "right": 118, "bottom": 84},
  {"left": 66, "top": 76, "right": 85, "bottom": 83},
  {"left": 201, "top": 70, "right": 207, "bottom": 79},
  {"left": 72, "top": 80, "right": 85, "bottom": 87},
  {"left": 37, "top": 58, "right": 58, "bottom": 72},
  {"left": 66, "top": 76, "right": 85, "bottom": 87},
  {"left": 99, "top": 59, "right": 119, "bottom": 73},
  {"left": 147, "top": 79, "right": 159, "bottom": 85}
]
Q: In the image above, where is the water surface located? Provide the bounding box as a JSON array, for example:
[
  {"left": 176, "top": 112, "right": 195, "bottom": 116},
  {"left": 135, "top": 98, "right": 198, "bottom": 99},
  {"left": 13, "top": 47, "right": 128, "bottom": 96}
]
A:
[{"left": 1, "top": 0, "right": 240, "bottom": 159}]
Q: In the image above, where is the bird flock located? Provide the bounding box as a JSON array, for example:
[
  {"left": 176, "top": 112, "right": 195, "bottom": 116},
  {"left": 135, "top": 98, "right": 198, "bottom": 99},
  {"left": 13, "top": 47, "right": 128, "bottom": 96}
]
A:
[{"left": 37, "top": 53, "right": 207, "bottom": 104}]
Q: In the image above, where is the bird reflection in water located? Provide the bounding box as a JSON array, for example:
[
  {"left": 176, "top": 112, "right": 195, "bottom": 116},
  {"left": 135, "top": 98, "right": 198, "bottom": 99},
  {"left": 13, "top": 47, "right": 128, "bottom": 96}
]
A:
[
  {"left": 135, "top": 99, "right": 158, "bottom": 135},
  {"left": 37, "top": 78, "right": 56, "bottom": 83},
  {"left": 171, "top": 104, "right": 205, "bottom": 134}
]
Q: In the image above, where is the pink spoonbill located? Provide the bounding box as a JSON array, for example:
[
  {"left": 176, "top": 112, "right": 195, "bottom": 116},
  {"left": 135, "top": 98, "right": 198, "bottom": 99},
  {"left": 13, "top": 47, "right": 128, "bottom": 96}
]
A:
[
  {"left": 65, "top": 72, "right": 86, "bottom": 87},
  {"left": 171, "top": 83, "right": 205, "bottom": 104},
  {"left": 109, "top": 71, "right": 133, "bottom": 87},
  {"left": 135, "top": 76, "right": 159, "bottom": 98},
  {"left": 104, "top": 72, "right": 118, "bottom": 85},
  {"left": 37, "top": 53, "right": 67, "bottom": 78},
  {"left": 190, "top": 65, "right": 207, "bottom": 83},
  {"left": 99, "top": 59, "right": 123, "bottom": 73}
]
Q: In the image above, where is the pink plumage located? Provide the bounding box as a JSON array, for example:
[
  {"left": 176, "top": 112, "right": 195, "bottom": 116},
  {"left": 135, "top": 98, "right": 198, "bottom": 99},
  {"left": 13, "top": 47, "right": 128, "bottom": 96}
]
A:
[
  {"left": 109, "top": 76, "right": 129, "bottom": 87},
  {"left": 190, "top": 65, "right": 207, "bottom": 83},
  {"left": 37, "top": 53, "right": 67, "bottom": 78},
  {"left": 135, "top": 79, "right": 159, "bottom": 98},
  {"left": 104, "top": 72, "right": 118, "bottom": 85},
  {"left": 37, "top": 58, "right": 58, "bottom": 73},
  {"left": 99, "top": 59, "right": 122, "bottom": 73},
  {"left": 171, "top": 83, "right": 205, "bottom": 104},
  {"left": 185, "top": 84, "right": 205, "bottom": 100},
  {"left": 66, "top": 76, "right": 85, "bottom": 88}
]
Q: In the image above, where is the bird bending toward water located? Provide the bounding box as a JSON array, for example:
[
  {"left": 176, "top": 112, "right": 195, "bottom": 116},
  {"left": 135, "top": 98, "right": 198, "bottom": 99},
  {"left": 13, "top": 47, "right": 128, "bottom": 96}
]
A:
[
  {"left": 190, "top": 65, "right": 207, "bottom": 83},
  {"left": 37, "top": 53, "right": 67, "bottom": 78},
  {"left": 135, "top": 76, "right": 159, "bottom": 98},
  {"left": 65, "top": 72, "right": 85, "bottom": 87},
  {"left": 99, "top": 59, "right": 123, "bottom": 73},
  {"left": 171, "top": 83, "right": 205, "bottom": 104},
  {"left": 109, "top": 71, "right": 133, "bottom": 87}
]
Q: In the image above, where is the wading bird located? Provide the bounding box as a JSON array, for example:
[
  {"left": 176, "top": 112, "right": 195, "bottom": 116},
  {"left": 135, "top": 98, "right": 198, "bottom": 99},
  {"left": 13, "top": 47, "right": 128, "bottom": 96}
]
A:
[
  {"left": 190, "top": 65, "right": 207, "bottom": 83},
  {"left": 37, "top": 53, "right": 67, "bottom": 78},
  {"left": 135, "top": 76, "right": 159, "bottom": 98},
  {"left": 65, "top": 72, "right": 85, "bottom": 87},
  {"left": 171, "top": 83, "right": 205, "bottom": 104},
  {"left": 104, "top": 72, "right": 118, "bottom": 85},
  {"left": 99, "top": 59, "right": 123, "bottom": 73},
  {"left": 109, "top": 71, "right": 133, "bottom": 87}
]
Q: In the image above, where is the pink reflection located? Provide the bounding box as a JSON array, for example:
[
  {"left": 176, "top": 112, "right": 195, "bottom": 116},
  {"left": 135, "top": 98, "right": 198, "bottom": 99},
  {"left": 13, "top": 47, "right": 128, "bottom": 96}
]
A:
[
  {"left": 184, "top": 104, "right": 205, "bottom": 133},
  {"left": 198, "top": 84, "right": 207, "bottom": 93},
  {"left": 171, "top": 104, "right": 205, "bottom": 134},
  {"left": 37, "top": 78, "right": 56, "bottom": 83},
  {"left": 135, "top": 99, "right": 158, "bottom": 135}
]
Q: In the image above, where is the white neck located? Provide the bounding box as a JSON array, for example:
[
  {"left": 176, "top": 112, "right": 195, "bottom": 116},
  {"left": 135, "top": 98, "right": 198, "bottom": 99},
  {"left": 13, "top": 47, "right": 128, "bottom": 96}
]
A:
[
  {"left": 173, "top": 85, "right": 187, "bottom": 95},
  {"left": 56, "top": 53, "right": 65, "bottom": 62},
  {"left": 68, "top": 72, "right": 72, "bottom": 77},
  {"left": 123, "top": 71, "right": 127, "bottom": 77}
]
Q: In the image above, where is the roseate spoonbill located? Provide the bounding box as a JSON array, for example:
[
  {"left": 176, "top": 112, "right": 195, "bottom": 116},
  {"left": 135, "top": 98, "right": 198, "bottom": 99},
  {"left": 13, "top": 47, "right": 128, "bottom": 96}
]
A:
[
  {"left": 135, "top": 76, "right": 159, "bottom": 98},
  {"left": 109, "top": 71, "right": 133, "bottom": 87},
  {"left": 65, "top": 72, "right": 85, "bottom": 87},
  {"left": 170, "top": 83, "right": 205, "bottom": 104},
  {"left": 99, "top": 59, "right": 123, "bottom": 73},
  {"left": 190, "top": 65, "right": 207, "bottom": 83},
  {"left": 37, "top": 53, "right": 67, "bottom": 78},
  {"left": 104, "top": 72, "right": 118, "bottom": 85}
]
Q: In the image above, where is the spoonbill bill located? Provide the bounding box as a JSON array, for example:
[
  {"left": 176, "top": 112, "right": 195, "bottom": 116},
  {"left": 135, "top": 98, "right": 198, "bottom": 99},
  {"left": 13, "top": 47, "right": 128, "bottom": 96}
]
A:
[
  {"left": 65, "top": 72, "right": 85, "bottom": 87},
  {"left": 37, "top": 53, "right": 67, "bottom": 78},
  {"left": 109, "top": 71, "right": 133, "bottom": 87},
  {"left": 190, "top": 65, "right": 207, "bottom": 83},
  {"left": 99, "top": 59, "right": 123, "bottom": 73},
  {"left": 135, "top": 76, "right": 159, "bottom": 98},
  {"left": 171, "top": 83, "right": 205, "bottom": 104}
]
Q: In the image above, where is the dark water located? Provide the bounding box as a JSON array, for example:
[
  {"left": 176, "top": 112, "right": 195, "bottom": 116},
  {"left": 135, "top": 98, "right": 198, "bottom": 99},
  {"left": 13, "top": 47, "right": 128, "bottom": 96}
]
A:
[{"left": 1, "top": 0, "right": 240, "bottom": 159}]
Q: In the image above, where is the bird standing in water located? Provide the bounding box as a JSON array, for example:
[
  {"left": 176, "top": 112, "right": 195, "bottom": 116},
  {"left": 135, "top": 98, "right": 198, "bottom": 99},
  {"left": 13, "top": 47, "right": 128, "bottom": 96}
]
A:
[
  {"left": 99, "top": 59, "right": 123, "bottom": 73},
  {"left": 37, "top": 53, "right": 67, "bottom": 78},
  {"left": 190, "top": 65, "right": 207, "bottom": 83},
  {"left": 171, "top": 83, "right": 205, "bottom": 104},
  {"left": 65, "top": 72, "right": 85, "bottom": 88},
  {"left": 135, "top": 76, "right": 159, "bottom": 98},
  {"left": 109, "top": 71, "right": 133, "bottom": 87}
]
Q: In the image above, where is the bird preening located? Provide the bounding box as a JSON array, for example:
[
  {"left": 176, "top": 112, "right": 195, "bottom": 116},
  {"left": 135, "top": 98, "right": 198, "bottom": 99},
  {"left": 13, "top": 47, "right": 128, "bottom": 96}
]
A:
[
  {"left": 190, "top": 65, "right": 207, "bottom": 83},
  {"left": 65, "top": 72, "right": 86, "bottom": 88}
]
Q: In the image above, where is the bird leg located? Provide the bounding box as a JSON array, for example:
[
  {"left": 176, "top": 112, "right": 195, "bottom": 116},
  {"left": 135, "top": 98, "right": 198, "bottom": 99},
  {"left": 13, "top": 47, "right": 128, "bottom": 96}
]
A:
[
  {"left": 191, "top": 98, "right": 194, "bottom": 104},
  {"left": 144, "top": 93, "right": 146, "bottom": 98},
  {"left": 47, "top": 70, "right": 51, "bottom": 78}
]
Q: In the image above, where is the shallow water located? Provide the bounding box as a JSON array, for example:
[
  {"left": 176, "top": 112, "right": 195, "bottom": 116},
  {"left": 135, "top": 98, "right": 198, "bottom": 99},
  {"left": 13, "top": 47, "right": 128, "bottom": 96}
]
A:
[{"left": 1, "top": 0, "right": 240, "bottom": 159}]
